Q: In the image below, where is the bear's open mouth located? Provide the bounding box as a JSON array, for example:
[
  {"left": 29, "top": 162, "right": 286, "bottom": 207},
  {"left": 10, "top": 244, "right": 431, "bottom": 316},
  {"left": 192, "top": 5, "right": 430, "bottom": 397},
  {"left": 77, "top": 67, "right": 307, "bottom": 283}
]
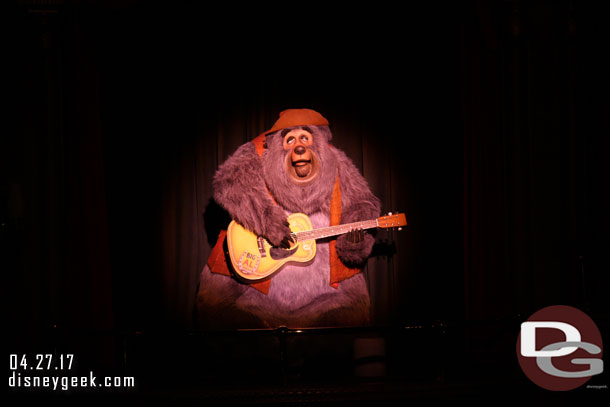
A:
[
  {"left": 292, "top": 159, "right": 312, "bottom": 177},
  {"left": 292, "top": 159, "right": 311, "bottom": 168},
  {"left": 285, "top": 153, "right": 318, "bottom": 183}
]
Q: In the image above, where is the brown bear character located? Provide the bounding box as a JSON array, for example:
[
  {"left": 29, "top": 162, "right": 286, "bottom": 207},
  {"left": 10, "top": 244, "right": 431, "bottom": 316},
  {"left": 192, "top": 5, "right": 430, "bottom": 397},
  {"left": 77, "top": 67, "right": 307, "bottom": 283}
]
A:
[{"left": 196, "top": 109, "right": 381, "bottom": 329}]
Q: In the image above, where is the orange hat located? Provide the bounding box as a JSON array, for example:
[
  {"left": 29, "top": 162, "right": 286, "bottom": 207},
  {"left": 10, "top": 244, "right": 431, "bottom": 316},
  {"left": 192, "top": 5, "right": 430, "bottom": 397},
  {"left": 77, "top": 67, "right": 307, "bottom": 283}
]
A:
[{"left": 263, "top": 109, "right": 329, "bottom": 136}]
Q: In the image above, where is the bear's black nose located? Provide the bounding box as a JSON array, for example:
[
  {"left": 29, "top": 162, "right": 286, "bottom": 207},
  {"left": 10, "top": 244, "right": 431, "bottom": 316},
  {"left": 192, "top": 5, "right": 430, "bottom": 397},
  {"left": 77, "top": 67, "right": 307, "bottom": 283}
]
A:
[{"left": 294, "top": 146, "right": 306, "bottom": 155}]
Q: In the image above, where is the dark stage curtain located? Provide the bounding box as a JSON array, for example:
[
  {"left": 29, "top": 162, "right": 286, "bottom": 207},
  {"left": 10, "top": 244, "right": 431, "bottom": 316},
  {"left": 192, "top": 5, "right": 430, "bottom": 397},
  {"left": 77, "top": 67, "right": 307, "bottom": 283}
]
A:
[
  {"left": 7, "top": 1, "right": 608, "bottom": 338},
  {"left": 461, "top": 0, "right": 609, "bottom": 321},
  {"left": 8, "top": 4, "right": 113, "bottom": 333}
]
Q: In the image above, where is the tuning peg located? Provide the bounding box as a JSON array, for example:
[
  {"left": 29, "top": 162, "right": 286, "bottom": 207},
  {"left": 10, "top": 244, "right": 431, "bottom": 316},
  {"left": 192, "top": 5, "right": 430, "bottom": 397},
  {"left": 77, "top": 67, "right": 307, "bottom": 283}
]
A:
[
  {"left": 388, "top": 212, "right": 393, "bottom": 215},
  {"left": 398, "top": 227, "right": 403, "bottom": 231}
]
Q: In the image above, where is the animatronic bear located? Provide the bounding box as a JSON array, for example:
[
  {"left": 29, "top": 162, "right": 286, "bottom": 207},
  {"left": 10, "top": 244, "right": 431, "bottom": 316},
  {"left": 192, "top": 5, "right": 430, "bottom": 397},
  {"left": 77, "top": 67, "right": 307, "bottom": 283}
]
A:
[{"left": 197, "top": 109, "right": 381, "bottom": 329}]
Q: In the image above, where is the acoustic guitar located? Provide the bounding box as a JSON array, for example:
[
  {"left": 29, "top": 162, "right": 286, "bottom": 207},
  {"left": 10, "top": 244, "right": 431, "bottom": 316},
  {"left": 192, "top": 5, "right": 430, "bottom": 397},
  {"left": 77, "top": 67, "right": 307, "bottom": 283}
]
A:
[{"left": 227, "top": 212, "right": 407, "bottom": 282}]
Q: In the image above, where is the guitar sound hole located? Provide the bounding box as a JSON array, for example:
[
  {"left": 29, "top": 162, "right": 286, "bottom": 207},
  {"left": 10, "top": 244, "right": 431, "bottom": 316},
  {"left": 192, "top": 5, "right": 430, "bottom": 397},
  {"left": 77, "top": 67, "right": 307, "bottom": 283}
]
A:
[{"left": 269, "top": 246, "right": 297, "bottom": 260}]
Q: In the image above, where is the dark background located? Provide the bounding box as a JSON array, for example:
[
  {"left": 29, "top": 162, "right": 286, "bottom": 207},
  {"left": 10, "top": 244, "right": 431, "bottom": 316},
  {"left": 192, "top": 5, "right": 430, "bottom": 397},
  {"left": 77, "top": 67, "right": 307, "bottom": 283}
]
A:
[{"left": 5, "top": 0, "right": 609, "bottom": 402}]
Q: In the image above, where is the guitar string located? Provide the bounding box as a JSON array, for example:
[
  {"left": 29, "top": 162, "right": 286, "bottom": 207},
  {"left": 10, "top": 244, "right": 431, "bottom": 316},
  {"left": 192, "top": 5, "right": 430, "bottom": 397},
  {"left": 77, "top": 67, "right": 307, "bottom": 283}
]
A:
[{"left": 293, "top": 219, "right": 379, "bottom": 242}]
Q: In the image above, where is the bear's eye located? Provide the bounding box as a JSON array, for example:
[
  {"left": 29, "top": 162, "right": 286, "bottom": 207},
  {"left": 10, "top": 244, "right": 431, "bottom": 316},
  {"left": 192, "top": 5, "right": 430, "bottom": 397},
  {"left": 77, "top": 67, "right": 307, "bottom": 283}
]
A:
[
  {"left": 286, "top": 136, "right": 296, "bottom": 144},
  {"left": 300, "top": 135, "right": 309, "bottom": 143}
]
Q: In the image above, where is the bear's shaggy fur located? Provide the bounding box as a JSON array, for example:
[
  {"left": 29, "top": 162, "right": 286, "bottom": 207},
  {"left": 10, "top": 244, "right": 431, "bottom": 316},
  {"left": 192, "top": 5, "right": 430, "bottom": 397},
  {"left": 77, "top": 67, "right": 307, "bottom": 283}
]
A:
[{"left": 197, "top": 124, "right": 380, "bottom": 329}]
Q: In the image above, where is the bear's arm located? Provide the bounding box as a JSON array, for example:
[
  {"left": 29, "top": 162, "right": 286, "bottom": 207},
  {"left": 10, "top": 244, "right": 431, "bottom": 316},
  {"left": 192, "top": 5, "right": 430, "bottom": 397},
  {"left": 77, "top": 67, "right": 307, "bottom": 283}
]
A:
[
  {"left": 212, "top": 142, "right": 290, "bottom": 245},
  {"left": 333, "top": 149, "right": 381, "bottom": 266}
]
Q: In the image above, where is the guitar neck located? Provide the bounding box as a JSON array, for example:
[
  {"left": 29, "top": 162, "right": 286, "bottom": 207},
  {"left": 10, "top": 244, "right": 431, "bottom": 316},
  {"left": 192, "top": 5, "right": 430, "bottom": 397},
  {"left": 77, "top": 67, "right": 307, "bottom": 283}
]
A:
[{"left": 294, "top": 218, "right": 379, "bottom": 242}]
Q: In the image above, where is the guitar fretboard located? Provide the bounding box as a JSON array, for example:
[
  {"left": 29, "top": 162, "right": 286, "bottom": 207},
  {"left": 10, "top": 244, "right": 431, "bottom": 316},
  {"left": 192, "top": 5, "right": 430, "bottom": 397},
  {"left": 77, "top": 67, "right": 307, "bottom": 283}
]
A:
[{"left": 292, "top": 219, "right": 379, "bottom": 242}]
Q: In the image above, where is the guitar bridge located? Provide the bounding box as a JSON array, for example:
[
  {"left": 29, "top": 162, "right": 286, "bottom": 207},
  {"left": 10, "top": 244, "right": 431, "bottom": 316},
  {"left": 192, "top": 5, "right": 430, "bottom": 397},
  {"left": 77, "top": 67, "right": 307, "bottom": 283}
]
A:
[{"left": 257, "top": 236, "right": 267, "bottom": 258}]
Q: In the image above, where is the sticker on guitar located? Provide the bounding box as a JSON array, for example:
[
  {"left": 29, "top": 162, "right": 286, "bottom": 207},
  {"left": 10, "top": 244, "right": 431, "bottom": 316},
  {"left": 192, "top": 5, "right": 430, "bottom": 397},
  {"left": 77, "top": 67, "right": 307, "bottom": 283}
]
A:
[{"left": 238, "top": 251, "right": 261, "bottom": 275}]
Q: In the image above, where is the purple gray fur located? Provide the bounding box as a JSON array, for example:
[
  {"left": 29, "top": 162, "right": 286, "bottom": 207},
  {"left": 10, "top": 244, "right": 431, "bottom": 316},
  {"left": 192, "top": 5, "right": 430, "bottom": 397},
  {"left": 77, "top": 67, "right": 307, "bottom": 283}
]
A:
[
  {"left": 213, "top": 125, "right": 381, "bottom": 263},
  {"left": 212, "top": 142, "right": 291, "bottom": 247},
  {"left": 200, "top": 124, "right": 381, "bottom": 329}
]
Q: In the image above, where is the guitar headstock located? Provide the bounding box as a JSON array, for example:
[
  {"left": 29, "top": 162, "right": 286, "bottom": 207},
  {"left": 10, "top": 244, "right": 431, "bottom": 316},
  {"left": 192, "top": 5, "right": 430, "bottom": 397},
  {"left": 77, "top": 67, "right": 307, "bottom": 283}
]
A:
[{"left": 377, "top": 212, "right": 407, "bottom": 230}]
